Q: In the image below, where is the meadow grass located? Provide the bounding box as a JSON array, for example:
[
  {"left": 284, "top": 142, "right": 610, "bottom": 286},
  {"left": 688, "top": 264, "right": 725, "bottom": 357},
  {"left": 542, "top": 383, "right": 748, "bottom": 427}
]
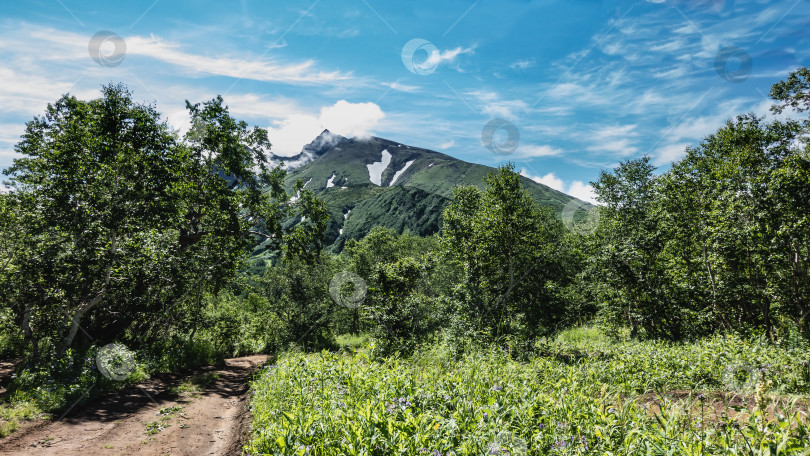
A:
[{"left": 246, "top": 331, "right": 810, "bottom": 455}]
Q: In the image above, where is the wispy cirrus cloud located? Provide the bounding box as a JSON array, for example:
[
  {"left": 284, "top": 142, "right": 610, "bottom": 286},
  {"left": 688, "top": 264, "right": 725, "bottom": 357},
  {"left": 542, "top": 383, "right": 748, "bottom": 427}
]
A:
[
  {"left": 2, "top": 22, "right": 355, "bottom": 86},
  {"left": 125, "top": 35, "right": 354, "bottom": 84},
  {"left": 382, "top": 82, "right": 421, "bottom": 93}
]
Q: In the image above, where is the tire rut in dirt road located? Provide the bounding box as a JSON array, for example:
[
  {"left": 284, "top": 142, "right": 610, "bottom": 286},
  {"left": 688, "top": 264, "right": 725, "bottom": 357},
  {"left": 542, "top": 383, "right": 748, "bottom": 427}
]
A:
[{"left": 0, "top": 355, "right": 268, "bottom": 456}]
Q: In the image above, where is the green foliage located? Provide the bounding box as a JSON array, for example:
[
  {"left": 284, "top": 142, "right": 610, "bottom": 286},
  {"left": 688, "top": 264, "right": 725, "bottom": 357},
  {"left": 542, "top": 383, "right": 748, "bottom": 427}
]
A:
[
  {"left": 770, "top": 67, "right": 810, "bottom": 114},
  {"left": 0, "top": 84, "right": 287, "bottom": 361},
  {"left": 194, "top": 291, "right": 283, "bottom": 357},
  {"left": 339, "top": 227, "right": 456, "bottom": 351},
  {"left": 366, "top": 256, "right": 444, "bottom": 354},
  {"left": 247, "top": 334, "right": 810, "bottom": 455},
  {"left": 442, "top": 164, "right": 571, "bottom": 341},
  {"left": 252, "top": 254, "right": 336, "bottom": 350},
  {"left": 588, "top": 68, "right": 810, "bottom": 341}
]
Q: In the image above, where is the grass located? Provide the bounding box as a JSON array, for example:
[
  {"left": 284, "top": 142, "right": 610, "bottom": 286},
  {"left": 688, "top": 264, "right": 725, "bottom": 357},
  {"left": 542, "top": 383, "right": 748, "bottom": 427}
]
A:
[
  {"left": 335, "top": 333, "right": 371, "bottom": 351},
  {"left": 245, "top": 330, "right": 810, "bottom": 455},
  {"left": 552, "top": 325, "right": 611, "bottom": 345},
  {"left": 0, "top": 400, "right": 42, "bottom": 437},
  {"left": 169, "top": 373, "right": 219, "bottom": 396}
]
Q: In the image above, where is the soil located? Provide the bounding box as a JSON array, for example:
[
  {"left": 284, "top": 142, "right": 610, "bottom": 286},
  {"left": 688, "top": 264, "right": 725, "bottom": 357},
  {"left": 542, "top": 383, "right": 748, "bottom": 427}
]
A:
[
  {"left": 0, "top": 355, "right": 268, "bottom": 456},
  {"left": 0, "top": 360, "right": 18, "bottom": 396},
  {"left": 633, "top": 389, "right": 810, "bottom": 425}
]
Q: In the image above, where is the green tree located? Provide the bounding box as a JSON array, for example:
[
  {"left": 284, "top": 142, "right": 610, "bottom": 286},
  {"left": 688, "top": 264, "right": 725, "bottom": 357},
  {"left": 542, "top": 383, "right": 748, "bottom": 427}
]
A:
[
  {"left": 1, "top": 84, "right": 285, "bottom": 358},
  {"left": 591, "top": 156, "right": 671, "bottom": 338},
  {"left": 442, "top": 164, "right": 569, "bottom": 340},
  {"left": 366, "top": 256, "right": 440, "bottom": 354}
]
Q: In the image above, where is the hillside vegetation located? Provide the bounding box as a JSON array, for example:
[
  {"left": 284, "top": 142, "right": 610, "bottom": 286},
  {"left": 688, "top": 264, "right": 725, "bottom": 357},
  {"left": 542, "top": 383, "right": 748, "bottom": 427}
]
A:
[
  {"left": 0, "top": 68, "right": 809, "bottom": 454},
  {"left": 270, "top": 132, "right": 585, "bottom": 251}
]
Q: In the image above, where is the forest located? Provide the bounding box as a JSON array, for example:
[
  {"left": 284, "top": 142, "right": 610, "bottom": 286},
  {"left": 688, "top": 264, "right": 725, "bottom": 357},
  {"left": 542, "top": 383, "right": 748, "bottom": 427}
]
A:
[{"left": 1, "top": 68, "right": 810, "bottom": 454}]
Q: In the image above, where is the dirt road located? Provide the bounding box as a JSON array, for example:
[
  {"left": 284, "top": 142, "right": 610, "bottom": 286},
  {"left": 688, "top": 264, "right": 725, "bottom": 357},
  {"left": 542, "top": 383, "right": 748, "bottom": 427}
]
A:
[{"left": 0, "top": 355, "right": 268, "bottom": 456}]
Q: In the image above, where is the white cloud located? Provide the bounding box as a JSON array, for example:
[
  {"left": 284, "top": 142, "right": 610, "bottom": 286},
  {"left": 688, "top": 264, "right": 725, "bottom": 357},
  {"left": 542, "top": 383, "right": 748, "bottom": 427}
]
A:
[
  {"left": 653, "top": 142, "right": 691, "bottom": 166},
  {"left": 224, "top": 94, "right": 307, "bottom": 119},
  {"left": 567, "top": 181, "right": 598, "bottom": 205},
  {"left": 466, "top": 90, "right": 529, "bottom": 121},
  {"left": 587, "top": 138, "right": 638, "bottom": 155},
  {"left": 510, "top": 59, "right": 535, "bottom": 71},
  {"left": 320, "top": 100, "right": 385, "bottom": 138},
  {"left": 438, "top": 140, "right": 455, "bottom": 150},
  {"left": 515, "top": 144, "right": 564, "bottom": 158},
  {"left": 266, "top": 114, "right": 325, "bottom": 157},
  {"left": 586, "top": 124, "right": 639, "bottom": 156},
  {"left": 125, "top": 35, "right": 353, "bottom": 84},
  {"left": 520, "top": 169, "right": 598, "bottom": 204},
  {"left": 1, "top": 24, "right": 354, "bottom": 86},
  {"left": 424, "top": 46, "right": 475, "bottom": 68},
  {"left": 266, "top": 100, "right": 385, "bottom": 156},
  {"left": 382, "top": 82, "right": 421, "bottom": 93},
  {"left": 520, "top": 169, "right": 564, "bottom": 191}
]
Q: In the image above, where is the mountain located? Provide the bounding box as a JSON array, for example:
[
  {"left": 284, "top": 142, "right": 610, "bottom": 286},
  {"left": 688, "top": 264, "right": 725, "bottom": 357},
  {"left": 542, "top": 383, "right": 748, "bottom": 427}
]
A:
[{"left": 267, "top": 130, "right": 589, "bottom": 251}]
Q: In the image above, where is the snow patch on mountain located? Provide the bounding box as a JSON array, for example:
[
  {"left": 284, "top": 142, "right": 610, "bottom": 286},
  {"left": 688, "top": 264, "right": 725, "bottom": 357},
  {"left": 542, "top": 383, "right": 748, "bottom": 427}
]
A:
[
  {"left": 389, "top": 160, "right": 415, "bottom": 186},
  {"left": 326, "top": 173, "right": 336, "bottom": 188},
  {"left": 289, "top": 178, "right": 312, "bottom": 203},
  {"left": 367, "top": 149, "right": 392, "bottom": 186}
]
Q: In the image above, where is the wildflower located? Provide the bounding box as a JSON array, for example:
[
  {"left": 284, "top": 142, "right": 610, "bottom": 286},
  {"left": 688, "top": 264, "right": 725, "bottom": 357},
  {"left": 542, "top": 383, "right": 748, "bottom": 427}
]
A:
[
  {"left": 432, "top": 451, "right": 441, "bottom": 456},
  {"left": 490, "top": 384, "right": 502, "bottom": 392},
  {"left": 483, "top": 412, "right": 489, "bottom": 420},
  {"left": 697, "top": 393, "right": 706, "bottom": 401},
  {"left": 552, "top": 440, "right": 568, "bottom": 449}
]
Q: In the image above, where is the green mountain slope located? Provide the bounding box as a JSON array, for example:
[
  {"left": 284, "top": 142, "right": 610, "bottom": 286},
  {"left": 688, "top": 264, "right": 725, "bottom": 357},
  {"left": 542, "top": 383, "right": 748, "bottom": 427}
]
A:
[{"left": 272, "top": 130, "right": 588, "bottom": 250}]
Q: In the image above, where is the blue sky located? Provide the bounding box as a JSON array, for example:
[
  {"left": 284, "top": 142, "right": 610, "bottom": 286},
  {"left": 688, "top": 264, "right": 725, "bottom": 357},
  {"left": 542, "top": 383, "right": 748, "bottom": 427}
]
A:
[{"left": 1, "top": 0, "right": 808, "bottom": 202}]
